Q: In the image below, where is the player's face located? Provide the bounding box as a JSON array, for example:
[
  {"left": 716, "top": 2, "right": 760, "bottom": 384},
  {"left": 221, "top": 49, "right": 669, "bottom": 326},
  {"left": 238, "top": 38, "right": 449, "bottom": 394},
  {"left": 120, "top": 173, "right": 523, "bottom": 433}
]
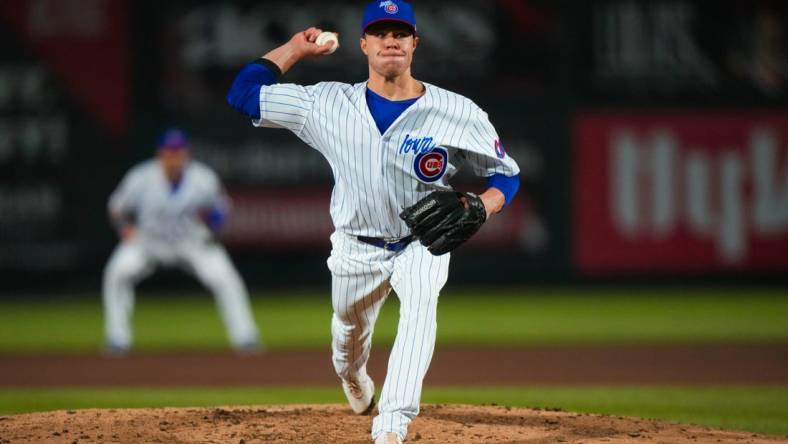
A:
[
  {"left": 360, "top": 22, "right": 419, "bottom": 79},
  {"left": 158, "top": 147, "right": 189, "bottom": 180}
]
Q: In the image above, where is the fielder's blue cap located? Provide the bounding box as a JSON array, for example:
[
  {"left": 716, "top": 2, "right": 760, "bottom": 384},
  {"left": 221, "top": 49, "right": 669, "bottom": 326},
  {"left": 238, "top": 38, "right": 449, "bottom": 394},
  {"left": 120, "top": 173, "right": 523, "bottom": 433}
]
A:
[
  {"left": 361, "top": 1, "right": 416, "bottom": 35},
  {"left": 157, "top": 128, "right": 189, "bottom": 151}
]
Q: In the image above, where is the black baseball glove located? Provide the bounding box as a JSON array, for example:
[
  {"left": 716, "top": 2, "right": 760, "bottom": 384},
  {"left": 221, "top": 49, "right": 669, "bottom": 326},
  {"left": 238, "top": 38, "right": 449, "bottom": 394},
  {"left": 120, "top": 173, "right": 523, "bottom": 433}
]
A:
[{"left": 399, "top": 191, "right": 487, "bottom": 256}]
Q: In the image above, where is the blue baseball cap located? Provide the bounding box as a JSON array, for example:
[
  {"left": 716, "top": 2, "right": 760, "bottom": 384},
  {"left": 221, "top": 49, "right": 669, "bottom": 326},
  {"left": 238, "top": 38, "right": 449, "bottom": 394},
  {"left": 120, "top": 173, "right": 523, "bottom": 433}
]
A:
[
  {"left": 157, "top": 128, "right": 189, "bottom": 151},
  {"left": 361, "top": 1, "right": 417, "bottom": 35}
]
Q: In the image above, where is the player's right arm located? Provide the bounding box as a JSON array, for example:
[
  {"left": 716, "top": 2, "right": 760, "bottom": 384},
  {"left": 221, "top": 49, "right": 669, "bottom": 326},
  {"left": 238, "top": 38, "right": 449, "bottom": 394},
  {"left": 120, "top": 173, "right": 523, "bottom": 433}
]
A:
[
  {"left": 226, "top": 27, "right": 333, "bottom": 133},
  {"left": 261, "top": 27, "right": 334, "bottom": 75}
]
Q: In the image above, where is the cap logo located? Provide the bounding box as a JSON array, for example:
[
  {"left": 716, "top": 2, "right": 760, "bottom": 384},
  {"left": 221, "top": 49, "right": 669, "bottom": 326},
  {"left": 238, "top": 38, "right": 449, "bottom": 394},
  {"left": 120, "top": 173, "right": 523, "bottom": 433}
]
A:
[{"left": 379, "top": 0, "right": 399, "bottom": 14}]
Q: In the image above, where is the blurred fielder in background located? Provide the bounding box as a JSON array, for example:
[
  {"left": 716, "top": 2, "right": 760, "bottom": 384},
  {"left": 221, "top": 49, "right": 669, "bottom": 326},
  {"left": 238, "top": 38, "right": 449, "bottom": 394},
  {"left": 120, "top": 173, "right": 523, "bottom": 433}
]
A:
[
  {"left": 227, "top": 1, "right": 520, "bottom": 442},
  {"left": 102, "top": 128, "right": 260, "bottom": 355}
]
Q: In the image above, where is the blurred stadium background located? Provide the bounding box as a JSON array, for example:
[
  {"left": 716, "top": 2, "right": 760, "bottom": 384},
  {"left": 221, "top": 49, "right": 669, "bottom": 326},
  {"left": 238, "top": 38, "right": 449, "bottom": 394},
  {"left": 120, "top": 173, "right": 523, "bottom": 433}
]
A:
[{"left": 1, "top": 0, "right": 787, "bottom": 438}]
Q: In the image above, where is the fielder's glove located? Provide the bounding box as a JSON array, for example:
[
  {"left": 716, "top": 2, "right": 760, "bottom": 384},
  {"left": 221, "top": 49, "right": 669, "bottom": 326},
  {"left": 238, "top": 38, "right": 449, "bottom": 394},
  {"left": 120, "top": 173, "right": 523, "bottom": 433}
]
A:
[{"left": 399, "top": 191, "right": 487, "bottom": 256}]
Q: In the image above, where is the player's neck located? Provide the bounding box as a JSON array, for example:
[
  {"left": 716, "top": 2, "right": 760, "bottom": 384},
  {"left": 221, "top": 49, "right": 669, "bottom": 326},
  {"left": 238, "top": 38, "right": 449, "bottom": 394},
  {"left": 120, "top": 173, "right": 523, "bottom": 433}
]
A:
[
  {"left": 159, "top": 164, "right": 183, "bottom": 184},
  {"left": 367, "top": 70, "right": 423, "bottom": 101}
]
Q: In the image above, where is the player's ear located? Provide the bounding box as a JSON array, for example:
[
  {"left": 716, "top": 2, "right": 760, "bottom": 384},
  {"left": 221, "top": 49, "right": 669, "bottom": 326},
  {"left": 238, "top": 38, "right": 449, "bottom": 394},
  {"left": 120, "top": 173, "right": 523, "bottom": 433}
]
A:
[
  {"left": 413, "top": 35, "right": 419, "bottom": 51},
  {"left": 360, "top": 36, "right": 368, "bottom": 55}
]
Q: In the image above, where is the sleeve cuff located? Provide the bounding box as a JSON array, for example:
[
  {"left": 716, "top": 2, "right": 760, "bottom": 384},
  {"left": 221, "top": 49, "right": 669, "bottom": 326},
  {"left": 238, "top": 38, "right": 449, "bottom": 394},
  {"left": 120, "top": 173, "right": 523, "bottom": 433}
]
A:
[
  {"left": 255, "top": 58, "right": 283, "bottom": 80},
  {"left": 486, "top": 174, "right": 520, "bottom": 208}
]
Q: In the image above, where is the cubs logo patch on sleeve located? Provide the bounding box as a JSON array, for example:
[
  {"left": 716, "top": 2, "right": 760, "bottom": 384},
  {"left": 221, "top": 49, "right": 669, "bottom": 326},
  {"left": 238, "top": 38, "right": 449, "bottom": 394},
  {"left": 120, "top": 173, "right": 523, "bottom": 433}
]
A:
[
  {"left": 494, "top": 139, "right": 506, "bottom": 159},
  {"left": 414, "top": 147, "right": 448, "bottom": 183}
]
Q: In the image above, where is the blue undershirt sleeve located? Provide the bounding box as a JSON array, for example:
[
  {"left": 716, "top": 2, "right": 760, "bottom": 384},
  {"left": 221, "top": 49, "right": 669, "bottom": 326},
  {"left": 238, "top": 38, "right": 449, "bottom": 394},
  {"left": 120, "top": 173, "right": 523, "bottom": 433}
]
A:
[
  {"left": 486, "top": 174, "right": 520, "bottom": 208},
  {"left": 226, "top": 59, "right": 281, "bottom": 120}
]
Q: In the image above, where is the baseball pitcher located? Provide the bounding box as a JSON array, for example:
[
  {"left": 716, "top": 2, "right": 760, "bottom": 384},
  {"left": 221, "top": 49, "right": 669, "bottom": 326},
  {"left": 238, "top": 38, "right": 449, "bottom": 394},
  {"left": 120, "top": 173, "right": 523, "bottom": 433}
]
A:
[
  {"left": 227, "top": 2, "right": 520, "bottom": 443},
  {"left": 102, "top": 129, "right": 260, "bottom": 355}
]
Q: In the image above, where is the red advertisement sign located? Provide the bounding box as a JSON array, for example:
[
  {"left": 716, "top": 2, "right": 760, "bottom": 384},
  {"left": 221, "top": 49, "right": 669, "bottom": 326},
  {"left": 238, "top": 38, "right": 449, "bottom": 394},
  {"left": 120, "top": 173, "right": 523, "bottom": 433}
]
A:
[
  {"left": 223, "top": 190, "right": 334, "bottom": 248},
  {"left": 574, "top": 112, "right": 788, "bottom": 273},
  {"left": 0, "top": 0, "right": 129, "bottom": 134},
  {"left": 223, "top": 189, "right": 531, "bottom": 251}
]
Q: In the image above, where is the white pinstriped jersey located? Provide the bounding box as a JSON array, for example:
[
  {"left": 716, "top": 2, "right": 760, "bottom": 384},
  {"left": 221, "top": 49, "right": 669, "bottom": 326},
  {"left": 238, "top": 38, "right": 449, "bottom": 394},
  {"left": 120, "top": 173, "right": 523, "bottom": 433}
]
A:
[
  {"left": 108, "top": 160, "right": 228, "bottom": 243},
  {"left": 253, "top": 81, "right": 520, "bottom": 238}
]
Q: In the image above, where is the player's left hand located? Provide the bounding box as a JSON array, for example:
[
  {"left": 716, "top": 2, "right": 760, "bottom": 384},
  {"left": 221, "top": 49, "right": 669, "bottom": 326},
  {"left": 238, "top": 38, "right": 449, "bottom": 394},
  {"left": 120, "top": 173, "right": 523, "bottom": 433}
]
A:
[
  {"left": 120, "top": 225, "right": 137, "bottom": 241},
  {"left": 399, "top": 191, "right": 487, "bottom": 256}
]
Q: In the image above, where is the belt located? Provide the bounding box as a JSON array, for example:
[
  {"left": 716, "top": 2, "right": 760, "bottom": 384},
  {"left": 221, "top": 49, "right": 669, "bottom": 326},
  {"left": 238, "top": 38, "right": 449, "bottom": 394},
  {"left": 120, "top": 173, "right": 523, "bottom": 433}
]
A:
[{"left": 357, "top": 235, "right": 414, "bottom": 252}]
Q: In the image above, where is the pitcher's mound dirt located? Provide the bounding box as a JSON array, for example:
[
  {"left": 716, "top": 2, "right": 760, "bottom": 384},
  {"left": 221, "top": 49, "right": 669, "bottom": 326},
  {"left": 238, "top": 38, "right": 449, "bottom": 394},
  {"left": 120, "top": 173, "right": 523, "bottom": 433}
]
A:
[{"left": 1, "top": 404, "right": 784, "bottom": 444}]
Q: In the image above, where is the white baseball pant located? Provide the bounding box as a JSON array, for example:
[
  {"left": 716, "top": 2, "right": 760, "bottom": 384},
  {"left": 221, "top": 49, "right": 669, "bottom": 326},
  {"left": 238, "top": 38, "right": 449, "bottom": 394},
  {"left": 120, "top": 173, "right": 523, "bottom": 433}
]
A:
[
  {"left": 102, "top": 238, "right": 259, "bottom": 350},
  {"left": 327, "top": 232, "right": 450, "bottom": 441}
]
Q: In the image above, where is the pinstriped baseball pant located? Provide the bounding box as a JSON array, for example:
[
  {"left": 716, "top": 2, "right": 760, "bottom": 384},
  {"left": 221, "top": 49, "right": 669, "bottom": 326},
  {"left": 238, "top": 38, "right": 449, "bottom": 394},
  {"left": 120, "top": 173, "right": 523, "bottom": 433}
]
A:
[{"left": 327, "top": 232, "right": 450, "bottom": 442}]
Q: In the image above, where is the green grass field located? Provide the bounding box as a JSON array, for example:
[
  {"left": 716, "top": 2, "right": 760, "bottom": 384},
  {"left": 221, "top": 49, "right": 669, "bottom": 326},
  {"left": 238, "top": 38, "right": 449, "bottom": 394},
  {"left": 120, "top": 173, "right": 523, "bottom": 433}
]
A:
[
  {"left": 1, "top": 288, "right": 786, "bottom": 352},
  {"left": 1, "top": 288, "right": 787, "bottom": 436}
]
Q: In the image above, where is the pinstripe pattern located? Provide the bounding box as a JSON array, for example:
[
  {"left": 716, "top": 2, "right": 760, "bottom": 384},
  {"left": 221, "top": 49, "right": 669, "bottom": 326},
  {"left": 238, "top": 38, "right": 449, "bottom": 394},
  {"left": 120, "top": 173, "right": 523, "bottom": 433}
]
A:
[
  {"left": 326, "top": 232, "right": 449, "bottom": 440},
  {"left": 255, "top": 81, "right": 520, "bottom": 239},
  {"left": 253, "top": 80, "right": 519, "bottom": 441},
  {"left": 373, "top": 234, "right": 449, "bottom": 439}
]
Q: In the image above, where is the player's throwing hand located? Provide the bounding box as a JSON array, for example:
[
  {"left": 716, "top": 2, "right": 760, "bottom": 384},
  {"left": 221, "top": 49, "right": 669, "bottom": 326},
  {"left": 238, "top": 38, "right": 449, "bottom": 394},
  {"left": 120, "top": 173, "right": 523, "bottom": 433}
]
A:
[
  {"left": 260, "top": 27, "right": 338, "bottom": 75},
  {"left": 292, "top": 27, "right": 337, "bottom": 58}
]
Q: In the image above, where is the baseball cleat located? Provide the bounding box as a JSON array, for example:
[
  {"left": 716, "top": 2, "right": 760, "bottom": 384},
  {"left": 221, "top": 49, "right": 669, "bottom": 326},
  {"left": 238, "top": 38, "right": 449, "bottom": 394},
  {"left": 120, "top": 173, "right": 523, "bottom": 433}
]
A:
[
  {"left": 374, "top": 432, "right": 403, "bottom": 444},
  {"left": 234, "top": 340, "right": 264, "bottom": 357},
  {"left": 342, "top": 374, "right": 375, "bottom": 415},
  {"left": 103, "top": 343, "right": 130, "bottom": 358}
]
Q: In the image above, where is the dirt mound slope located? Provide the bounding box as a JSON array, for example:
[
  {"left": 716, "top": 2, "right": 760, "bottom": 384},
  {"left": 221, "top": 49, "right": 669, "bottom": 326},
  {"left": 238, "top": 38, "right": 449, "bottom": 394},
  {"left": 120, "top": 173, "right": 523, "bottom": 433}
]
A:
[{"left": 1, "top": 404, "right": 784, "bottom": 443}]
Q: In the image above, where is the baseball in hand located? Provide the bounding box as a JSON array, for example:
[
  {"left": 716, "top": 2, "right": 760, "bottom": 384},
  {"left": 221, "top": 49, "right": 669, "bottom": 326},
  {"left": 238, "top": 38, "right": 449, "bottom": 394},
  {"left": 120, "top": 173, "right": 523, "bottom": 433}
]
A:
[{"left": 316, "top": 32, "right": 339, "bottom": 54}]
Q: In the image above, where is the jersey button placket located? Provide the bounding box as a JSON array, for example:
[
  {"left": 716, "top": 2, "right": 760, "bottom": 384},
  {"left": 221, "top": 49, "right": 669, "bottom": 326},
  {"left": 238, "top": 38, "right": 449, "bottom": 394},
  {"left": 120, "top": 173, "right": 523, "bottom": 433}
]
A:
[{"left": 379, "top": 135, "right": 395, "bottom": 233}]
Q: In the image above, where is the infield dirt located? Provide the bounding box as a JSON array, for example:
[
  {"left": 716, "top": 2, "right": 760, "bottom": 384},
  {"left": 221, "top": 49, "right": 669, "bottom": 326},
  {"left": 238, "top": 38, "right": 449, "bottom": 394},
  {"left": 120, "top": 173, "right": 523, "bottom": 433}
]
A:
[
  {"left": 2, "top": 344, "right": 787, "bottom": 386},
  {"left": 2, "top": 345, "right": 787, "bottom": 443},
  {"left": 1, "top": 404, "right": 786, "bottom": 443}
]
